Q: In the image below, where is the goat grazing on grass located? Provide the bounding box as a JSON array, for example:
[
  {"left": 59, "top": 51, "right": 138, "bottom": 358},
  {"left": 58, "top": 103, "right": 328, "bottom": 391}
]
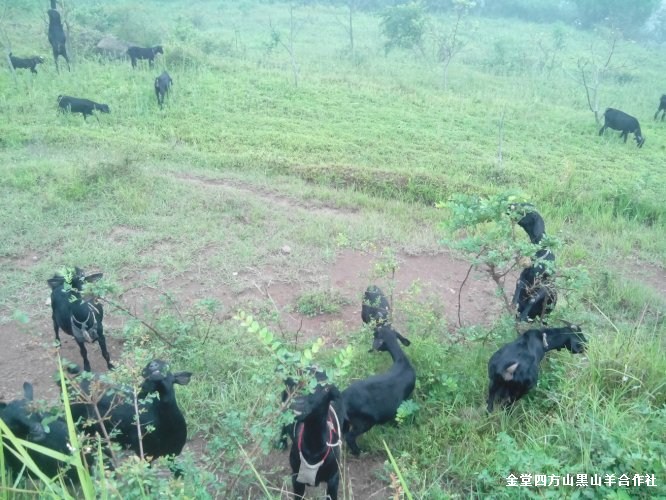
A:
[
  {"left": 655, "top": 95, "right": 666, "bottom": 121},
  {"left": 47, "top": 7, "right": 69, "bottom": 73},
  {"left": 361, "top": 285, "right": 411, "bottom": 349},
  {"left": 289, "top": 383, "right": 344, "bottom": 500},
  {"left": 342, "top": 325, "right": 416, "bottom": 456},
  {"left": 66, "top": 359, "right": 192, "bottom": 465},
  {"left": 512, "top": 249, "right": 557, "bottom": 323},
  {"left": 154, "top": 70, "right": 172, "bottom": 109},
  {"left": 0, "top": 382, "right": 75, "bottom": 481},
  {"left": 127, "top": 45, "right": 163, "bottom": 68},
  {"left": 9, "top": 53, "right": 45, "bottom": 74},
  {"left": 57, "top": 95, "right": 110, "bottom": 121},
  {"left": 486, "top": 326, "right": 587, "bottom": 412},
  {"left": 508, "top": 203, "right": 546, "bottom": 245},
  {"left": 599, "top": 108, "right": 645, "bottom": 147},
  {"left": 47, "top": 267, "right": 113, "bottom": 372}
]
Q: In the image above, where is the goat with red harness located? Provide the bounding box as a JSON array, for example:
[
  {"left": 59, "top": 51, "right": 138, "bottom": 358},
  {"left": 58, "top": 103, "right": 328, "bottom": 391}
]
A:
[{"left": 288, "top": 383, "right": 344, "bottom": 500}]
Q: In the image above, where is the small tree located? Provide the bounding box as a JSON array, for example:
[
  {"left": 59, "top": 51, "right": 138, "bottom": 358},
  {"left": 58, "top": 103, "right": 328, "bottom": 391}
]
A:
[
  {"left": 379, "top": 2, "right": 426, "bottom": 55},
  {"left": 434, "top": 0, "right": 475, "bottom": 90},
  {"left": 440, "top": 192, "right": 590, "bottom": 330},
  {"left": 269, "top": 3, "right": 302, "bottom": 87},
  {"left": 567, "top": 31, "right": 621, "bottom": 125}
]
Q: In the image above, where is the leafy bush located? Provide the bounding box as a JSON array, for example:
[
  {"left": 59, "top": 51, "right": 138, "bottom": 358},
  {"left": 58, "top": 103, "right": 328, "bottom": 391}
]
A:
[{"left": 380, "top": 3, "right": 427, "bottom": 54}]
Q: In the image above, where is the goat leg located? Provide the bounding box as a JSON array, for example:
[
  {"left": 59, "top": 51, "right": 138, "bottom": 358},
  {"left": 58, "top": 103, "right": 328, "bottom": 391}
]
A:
[
  {"left": 76, "top": 341, "right": 92, "bottom": 372},
  {"left": 519, "top": 286, "right": 550, "bottom": 321},
  {"left": 291, "top": 475, "right": 306, "bottom": 499}
]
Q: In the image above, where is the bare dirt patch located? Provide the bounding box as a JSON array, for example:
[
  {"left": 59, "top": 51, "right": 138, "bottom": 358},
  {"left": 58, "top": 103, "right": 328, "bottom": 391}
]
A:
[
  {"left": 1, "top": 249, "right": 502, "bottom": 400},
  {"left": 0, "top": 246, "right": 503, "bottom": 497}
]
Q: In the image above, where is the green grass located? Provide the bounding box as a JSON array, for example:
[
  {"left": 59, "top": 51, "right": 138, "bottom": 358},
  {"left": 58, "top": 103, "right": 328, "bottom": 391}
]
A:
[{"left": 1, "top": 0, "right": 665, "bottom": 498}]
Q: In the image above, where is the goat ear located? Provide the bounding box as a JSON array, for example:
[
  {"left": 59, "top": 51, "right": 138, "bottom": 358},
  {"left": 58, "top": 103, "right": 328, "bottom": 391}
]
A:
[
  {"left": 23, "top": 382, "right": 34, "bottom": 401},
  {"left": 397, "top": 334, "right": 411, "bottom": 347},
  {"left": 85, "top": 273, "right": 104, "bottom": 283},
  {"left": 173, "top": 372, "right": 192, "bottom": 385},
  {"left": 47, "top": 277, "right": 64, "bottom": 289}
]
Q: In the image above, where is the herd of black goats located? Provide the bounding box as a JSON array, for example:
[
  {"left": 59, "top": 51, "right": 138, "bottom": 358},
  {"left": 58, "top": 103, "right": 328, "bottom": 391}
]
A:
[
  {"left": 0, "top": 204, "right": 588, "bottom": 499},
  {"left": 8, "top": 1, "right": 172, "bottom": 115},
  {"left": 1, "top": 2, "right": 658, "bottom": 498},
  {"left": 7, "top": 2, "right": 666, "bottom": 142}
]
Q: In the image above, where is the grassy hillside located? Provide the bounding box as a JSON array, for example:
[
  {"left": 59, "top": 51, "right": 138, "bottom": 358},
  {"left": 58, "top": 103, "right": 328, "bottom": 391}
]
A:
[{"left": 0, "top": 1, "right": 665, "bottom": 498}]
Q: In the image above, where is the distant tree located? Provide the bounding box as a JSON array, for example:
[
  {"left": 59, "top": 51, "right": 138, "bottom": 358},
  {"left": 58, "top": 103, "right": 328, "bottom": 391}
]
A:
[
  {"left": 567, "top": 31, "right": 623, "bottom": 125},
  {"left": 379, "top": 2, "right": 426, "bottom": 55},
  {"left": 433, "top": 0, "right": 475, "bottom": 90},
  {"left": 269, "top": 3, "right": 303, "bottom": 87},
  {"left": 332, "top": 0, "right": 361, "bottom": 56}
]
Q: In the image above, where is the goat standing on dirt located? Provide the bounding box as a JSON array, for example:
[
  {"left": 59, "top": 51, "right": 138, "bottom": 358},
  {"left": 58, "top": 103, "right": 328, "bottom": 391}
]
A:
[
  {"left": 361, "top": 285, "right": 411, "bottom": 349},
  {"left": 47, "top": 267, "right": 113, "bottom": 372},
  {"left": 342, "top": 325, "right": 416, "bottom": 455},
  {"left": 289, "top": 383, "right": 344, "bottom": 500}
]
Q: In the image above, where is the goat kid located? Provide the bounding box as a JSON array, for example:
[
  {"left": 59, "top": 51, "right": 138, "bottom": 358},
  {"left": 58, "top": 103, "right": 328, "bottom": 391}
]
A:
[
  {"left": 9, "top": 53, "right": 45, "bottom": 74},
  {"left": 361, "top": 285, "right": 411, "bottom": 350},
  {"left": 512, "top": 249, "right": 557, "bottom": 323},
  {"left": 289, "top": 384, "right": 344, "bottom": 500},
  {"left": 67, "top": 359, "right": 191, "bottom": 464},
  {"left": 47, "top": 267, "right": 113, "bottom": 372},
  {"left": 342, "top": 325, "right": 416, "bottom": 456},
  {"left": 0, "top": 382, "right": 75, "bottom": 481},
  {"left": 127, "top": 45, "right": 163, "bottom": 68},
  {"left": 57, "top": 95, "right": 110, "bottom": 122},
  {"left": 487, "top": 326, "right": 587, "bottom": 412},
  {"left": 655, "top": 95, "right": 666, "bottom": 122},
  {"left": 599, "top": 108, "right": 645, "bottom": 147},
  {"left": 154, "top": 70, "right": 173, "bottom": 109}
]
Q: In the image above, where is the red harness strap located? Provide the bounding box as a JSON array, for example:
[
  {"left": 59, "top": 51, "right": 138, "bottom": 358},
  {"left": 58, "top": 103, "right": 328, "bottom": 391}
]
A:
[{"left": 297, "top": 405, "right": 339, "bottom": 464}]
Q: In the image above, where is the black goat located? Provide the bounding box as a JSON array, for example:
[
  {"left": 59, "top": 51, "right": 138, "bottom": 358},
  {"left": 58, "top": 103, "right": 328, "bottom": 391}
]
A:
[
  {"left": 154, "top": 70, "right": 172, "bottom": 109},
  {"left": 279, "top": 366, "right": 328, "bottom": 449},
  {"left": 0, "top": 382, "right": 75, "bottom": 481},
  {"left": 655, "top": 95, "right": 666, "bottom": 122},
  {"left": 599, "top": 108, "right": 645, "bottom": 147},
  {"left": 361, "top": 285, "right": 411, "bottom": 349},
  {"left": 47, "top": 8, "right": 69, "bottom": 73},
  {"left": 342, "top": 325, "right": 416, "bottom": 456},
  {"left": 512, "top": 249, "right": 557, "bottom": 323},
  {"left": 57, "top": 95, "right": 110, "bottom": 122},
  {"left": 486, "top": 326, "right": 587, "bottom": 412},
  {"left": 289, "top": 384, "right": 344, "bottom": 500},
  {"left": 47, "top": 267, "right": 113, "bottom": 372},
  {"left": 508, "top": 203, "right": 546, "bottom": 245},
  {"left": 127, "top": 45, "right": 163, "bottom": 68},
  {"left": 9, "top": 53, "right": 45, "bottom": 74},
  {"left": 67, "top": 359, "right": 192, "bottom": 464}
]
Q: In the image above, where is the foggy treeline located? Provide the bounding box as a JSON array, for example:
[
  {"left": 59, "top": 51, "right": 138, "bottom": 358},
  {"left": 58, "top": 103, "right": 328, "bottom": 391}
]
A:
[{"left": 294, "top": 0, "right": 666, "bottom": 40}]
